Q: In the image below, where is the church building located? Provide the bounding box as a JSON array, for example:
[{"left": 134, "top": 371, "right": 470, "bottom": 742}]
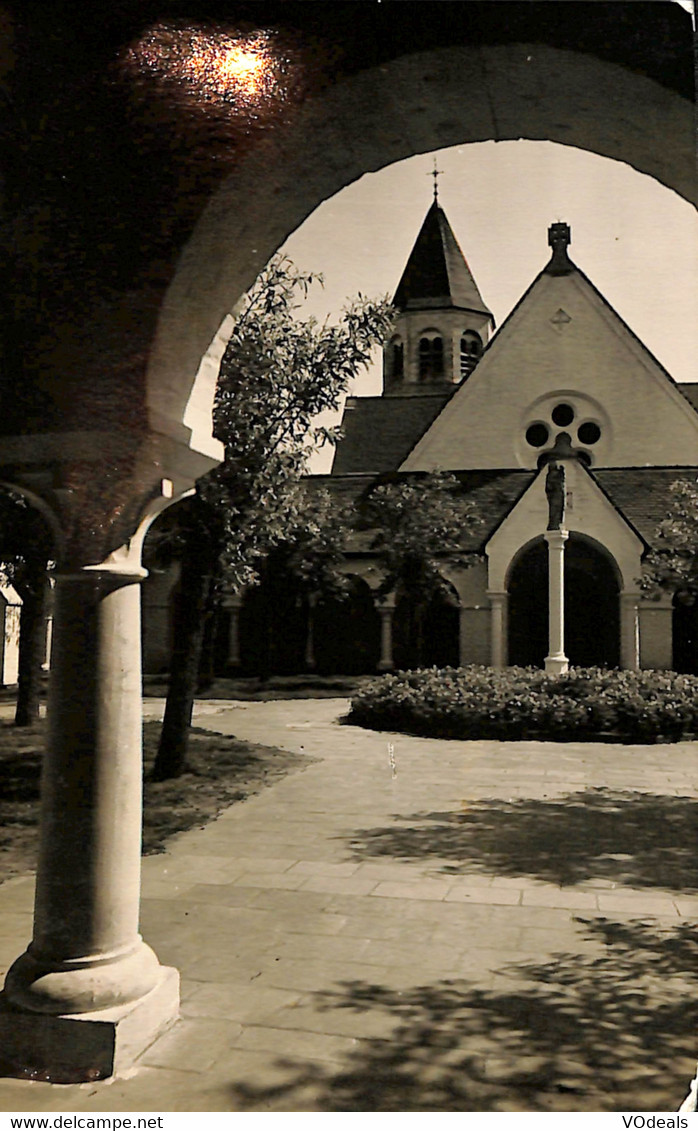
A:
[{"left": 143, "top": 197, "right": 698, "bottom": 678}]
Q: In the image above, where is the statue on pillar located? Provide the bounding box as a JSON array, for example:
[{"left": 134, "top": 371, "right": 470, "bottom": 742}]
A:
[{"left": 545, "top": 462, "right": 566, "bottom": 530}]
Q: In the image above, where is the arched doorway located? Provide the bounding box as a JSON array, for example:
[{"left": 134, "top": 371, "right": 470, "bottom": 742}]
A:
[
  {"left": 238, "top": 575, "right": 308, "bottom": 676},
  {"left": 393, "top": 580, "right": 460, "bottom": 670},
  {"left": 508, "top": 535, "right": 620, "bottom": 668},
  {"left": 672, "top": 591, "right": 698, "bottom": 674},
  {"left": 313, "top": 577, "right": 381, "bottom": 674}
]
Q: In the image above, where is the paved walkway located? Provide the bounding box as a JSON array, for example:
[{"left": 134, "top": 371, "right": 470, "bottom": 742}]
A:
[{"left": 1, "top": 698, "right": 697, "bottom": 1112}]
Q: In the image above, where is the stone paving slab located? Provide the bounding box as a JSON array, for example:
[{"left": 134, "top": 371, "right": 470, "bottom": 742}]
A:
[{"left": 0, "top": 697, "right": 697, "bottom": 1111}]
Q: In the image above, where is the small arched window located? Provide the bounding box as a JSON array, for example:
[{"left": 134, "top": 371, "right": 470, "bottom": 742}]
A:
[
  {"left": 419, "top": 334, "right": 444, "bottom": 381},
  {"left": 460, "top": 331, "right": 483, "bottom": 377},
  {"left": 391, "top": 340, "right": 404, "bottom": 380}
]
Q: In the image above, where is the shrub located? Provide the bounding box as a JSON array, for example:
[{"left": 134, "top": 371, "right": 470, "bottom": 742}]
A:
[{"left": 348, "top": 666, "right": 698, "bottom": 742}]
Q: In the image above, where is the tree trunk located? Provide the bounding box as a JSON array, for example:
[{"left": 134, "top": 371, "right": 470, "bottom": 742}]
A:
[
  {"left": 14, "top": 569, "right": 48, "bottom": 727},
  {"left": 197, "top": 609, "right": 216, "bottom": 691},
  {"left": 151, "top": 546, "right": 213, "bottom": 781}
]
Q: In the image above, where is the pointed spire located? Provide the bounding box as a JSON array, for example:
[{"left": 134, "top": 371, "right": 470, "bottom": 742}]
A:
[{"left": 393, "top": 200, "right": 494, "bottom": 323}]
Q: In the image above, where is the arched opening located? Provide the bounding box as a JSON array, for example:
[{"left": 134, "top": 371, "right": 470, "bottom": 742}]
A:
[
  {"left": 418, "top": 333, "right": 444, "bottom": 382},
  {"left": 508, "top": 535, "right": 620, "bottom": 668},
  {"left": 313, "top": 577, "right": 381, "bottom": 674},
  {"left": 460, "top": 331, "right": 483, "bottom": 378},
  {"left": 389, "top": 338, "right": 404, "bottom": 382},
  {"left": 394, "top": 579, "right": 460, "bottom": 670},
  {"left": 672, "top": 591, "right": 698, "bottom": 674},
  {"left": 238, "top": 575, "right": 307, "bottom": 677},
  {"left": 146, "top": 38, "right": 696, "bottom": 433}
]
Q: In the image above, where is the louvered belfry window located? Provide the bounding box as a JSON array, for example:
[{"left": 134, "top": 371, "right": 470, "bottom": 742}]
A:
[{"left": 419, "top": 335, "right": 444, "bottom": 380}]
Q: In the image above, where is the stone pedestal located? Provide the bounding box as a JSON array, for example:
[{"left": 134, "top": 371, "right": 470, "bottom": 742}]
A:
[
  {"left": 544, "top": 529, "right": 569, "bottom": 674},
  {"left": 0, "top": 968, "right": 179, "bottom": 1084},
  {"left": 1, "top": 562, "right": 179, "bottom": 1080},
  {"left": 376, "top": 598, "right": 396, "bottom": 671}
]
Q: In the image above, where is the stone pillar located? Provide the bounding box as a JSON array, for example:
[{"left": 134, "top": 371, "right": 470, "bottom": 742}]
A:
[
  {"left": 487, "top": 591, "right": 508, "bottom": 669},
  {"left": 376, "top": 596, "right": 396, "bottom": 672},
  {"left": 304, "top": 594, "right": 317, "bottom": 672},
  {"left": 0, "top": 557, "right": 178, "bottom": 1082},
  {"left": 620, "top": 591, "right": 641, "bottom": 671},
  {"left": 458, "top": 605, "right": 469, "bottom": 668},
  {"left": 222, "top": 592, "right": 243, "bottom": 669},
  {"left": 545, "top": 529, "right": 569, "bottom": 674}
]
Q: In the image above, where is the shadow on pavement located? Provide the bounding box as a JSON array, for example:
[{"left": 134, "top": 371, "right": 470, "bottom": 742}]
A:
[
  {"left": 227, "top": 918, "right": 698, "bottom": 1112},
  {"left": 345, "top": 788, "right": 698, "bottom": 891}
]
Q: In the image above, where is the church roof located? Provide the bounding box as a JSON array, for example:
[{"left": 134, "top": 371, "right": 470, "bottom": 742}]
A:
[
  {"left": 330, "top": 393, "right": 452, "bottom": 475},
  {"left": 315, "top": 469, "right": 535, "bottom": 551},
  {"left": 595, "top": 467, "right": 698, "bottom": 545},
  {"left": 393, "top": 201, "right": 494, "bottom": 321},
  {"left": 315, "top": 465, "right": 698, "bottom": 555},
  {"left": 678, "top": 385, "right": 698, "bottom": 412}
]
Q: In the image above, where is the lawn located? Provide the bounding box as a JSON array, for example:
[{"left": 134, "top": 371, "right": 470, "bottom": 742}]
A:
[{"left": 0, "top": 719, "right": 313, "bottom": 882}]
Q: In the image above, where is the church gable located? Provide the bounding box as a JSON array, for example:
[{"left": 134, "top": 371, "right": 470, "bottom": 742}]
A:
[
  {"left": 402, "top": 241, "right": 698, "bottom": 473},
  {"left": 486, "top": 459, "right": 645, "bottom": 593}
]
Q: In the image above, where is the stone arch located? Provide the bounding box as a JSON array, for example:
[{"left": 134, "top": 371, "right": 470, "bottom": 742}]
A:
[
  {"left": 145, "top": 42, "right": 695, "bottom": 448},
  {"left": 314, "top": 574, "right": 381, "bottom": 675},
  {"left": 393, "top": 575, "right": 460, "bottom": 670},
  {"left": 507, "top": 533, "right": 622, "bottom": 668}
]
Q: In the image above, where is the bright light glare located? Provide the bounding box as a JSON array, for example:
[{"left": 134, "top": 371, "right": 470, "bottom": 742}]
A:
[{"left": 129, "top": 25, "right": 276, "bottom": 105}]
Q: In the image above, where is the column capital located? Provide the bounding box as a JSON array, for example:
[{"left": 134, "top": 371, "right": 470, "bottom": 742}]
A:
[
  {"left": 544, "top": 528, "right": 569, "bottom": 547},
  {"left": 375, "top": 592, "right": 397, "bottom": 612}
]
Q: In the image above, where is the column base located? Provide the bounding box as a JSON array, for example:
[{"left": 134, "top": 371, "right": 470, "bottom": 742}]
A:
[
  {"left": 0, "top": 966, "right": 179, "bottom": 1084},
  {"left": 545, "top": 655, "right": 569, "bottom": 675},
  {"left": 377, "top": 659, "right": 394, "bottom": 672}
]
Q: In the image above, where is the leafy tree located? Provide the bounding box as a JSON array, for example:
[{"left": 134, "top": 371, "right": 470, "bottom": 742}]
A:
[
  {"left": 151, "top": 257, "right": 393, "bottom": 779},
  {"left": 0, "top": 491, "right": 54, "bottom": 726},
  {"left": 363, "top": 472, "right": 483, "bottom": 665},
  {"left": 640, "top": 478, "right": 698, "bottom": 599},
  {"left": 227, "top": 486, "right": 353, "bottom": 679}
]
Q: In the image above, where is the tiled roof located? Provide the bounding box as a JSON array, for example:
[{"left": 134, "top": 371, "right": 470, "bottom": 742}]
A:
[
  {"left": 678, "top": 385, "right": 698, "bottom": 411},
  {"left": 320, "top": 469, "right": 535, "bottom": 551},
  {"left": 393, "top": 201, "right": 494, "bottom": 321},
  {"left": 330, "top": 393, "right": 452, "bottom": 474},
  {"left": 314, "top": 466, "right": 698, "bottom": 553},
  {"left": 595, "top": 467, "right": 698, "bottom": 544},
  {"left": 445, "top": 470, "right": 536, "bottom": 548}
]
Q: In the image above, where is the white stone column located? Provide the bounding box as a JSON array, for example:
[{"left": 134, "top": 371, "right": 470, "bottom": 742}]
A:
[
  {"left": 545, "top": 529, "right": 569, "bottom": 674},
  {"left": 620, "top": 591, "right": 641, "bottom": 671},
  {"left": 458, "top": 605, "right": 469, "bottom": 667},
  {"left": 304, "top": 594, "right": 317, "bottom": 672},
  {"left": 222, "top": 593, "right": 243, "bottom": 669},
  {"left": 0, "top": 561, "right": 178, "bottom": 1081},
  {"left": 376, "top": 596, "right": 396, "bottom": 672},
  {"left": 487, "top": 591, "right": 508, "bottom": 669}
]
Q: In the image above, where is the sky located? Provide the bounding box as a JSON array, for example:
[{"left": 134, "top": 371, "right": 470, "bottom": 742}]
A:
[{"left": 277, "top": 140, "right": 698, "bottom": 472}]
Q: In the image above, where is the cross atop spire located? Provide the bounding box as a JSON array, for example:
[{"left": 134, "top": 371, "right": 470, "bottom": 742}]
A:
[{"left": 428, "top": 157, "right": 444, "bottom": 202}]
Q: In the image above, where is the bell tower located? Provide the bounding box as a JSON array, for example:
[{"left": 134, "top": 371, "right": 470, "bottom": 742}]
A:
[{"left": 383, "top": 189, "right": 494, "bottom": 396}]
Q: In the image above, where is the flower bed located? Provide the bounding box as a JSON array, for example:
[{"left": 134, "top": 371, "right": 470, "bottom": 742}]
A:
[{"left": 348, "top": 666, "right": 698, "bottom": 742}]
